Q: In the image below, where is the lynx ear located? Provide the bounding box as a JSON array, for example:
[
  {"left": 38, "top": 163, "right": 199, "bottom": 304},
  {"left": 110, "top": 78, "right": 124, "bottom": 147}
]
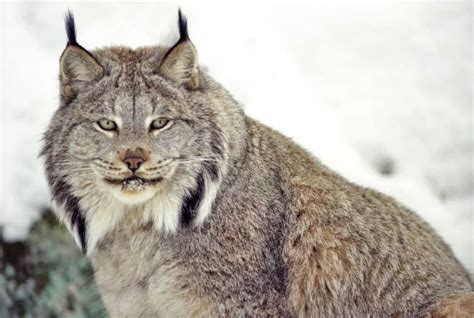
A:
[
  {"left": 60, "top": 12, "right": 103, "bottom": 83},
  {"left": 160, "top": 10, "right": 199, "bottom": 89}
]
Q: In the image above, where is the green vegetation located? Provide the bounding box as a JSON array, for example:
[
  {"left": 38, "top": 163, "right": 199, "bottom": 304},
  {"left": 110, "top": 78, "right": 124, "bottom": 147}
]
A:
[{"left": 0, "top": 211, "right": 106, "bottom": 318}]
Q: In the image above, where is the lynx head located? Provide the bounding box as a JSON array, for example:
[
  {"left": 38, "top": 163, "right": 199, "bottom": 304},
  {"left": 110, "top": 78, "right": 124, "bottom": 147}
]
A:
[{"left": 41, "top": 10, "right": 245, "bottom": 254}]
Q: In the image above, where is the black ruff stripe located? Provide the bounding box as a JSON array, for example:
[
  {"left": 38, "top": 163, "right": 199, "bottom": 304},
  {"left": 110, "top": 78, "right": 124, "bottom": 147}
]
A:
[
  {"left": 76, "top": 214, "right": 87, "bottom": 254},
  {"left": 67, "top": 195, "right": 87, "bottom": 253},
  {"left": 49, "top": 173, "right": 88, "bottom": 253},
  {"left": 180, "top": 172, "right": 205, "bottom": 226}
]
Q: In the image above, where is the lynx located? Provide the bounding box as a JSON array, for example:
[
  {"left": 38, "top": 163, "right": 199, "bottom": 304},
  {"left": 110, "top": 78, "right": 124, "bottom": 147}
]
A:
[{"left": 42, "top": 10, "right": 473, "bottom": 317}]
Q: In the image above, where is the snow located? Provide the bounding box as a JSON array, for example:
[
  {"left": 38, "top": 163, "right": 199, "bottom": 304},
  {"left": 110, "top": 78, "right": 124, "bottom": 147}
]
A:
[{"left": 1, "top": 2, "right": 472, "bottom": 272}]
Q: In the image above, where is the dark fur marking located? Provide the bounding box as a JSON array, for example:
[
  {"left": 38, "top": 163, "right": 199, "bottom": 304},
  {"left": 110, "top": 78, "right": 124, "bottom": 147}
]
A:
[
  {"left": 47, "top": 168, "right": 88, "bottom": 253},
  {"left": 162, "top": 9, "right": 190, "bottom": 62},
  {"left": 203, "top": 161, "right": 219, "bottom": 182},
  {"left": 132, "top": 93, "right": 136, "bottom": 128},
  {"left": 76, "top": 214, "right": 88, "bottom": 254},
  {"left": 177, "top": 9, "right": 189, "bottom": 41},
  {"left": 65, "top": 10, "right": 77, "bottom": 45},
  {"left": 261, "top": 171, "right": 289, "bottom": 295},
  {"left": 207, "top": 119, "right": 225, "bottom": 158},
  {"left": 51, "top": 178, "right": 70, "bottom": 205},
  {"left": 210, "top": 137, "right": 224, "bottom": 158},
  {"left": 63, "top": 10, "right": 102, "bottom": 74},
  {"left": 65, "top": 195, "right": 80, "bottom": 225},
  {"left": 180, "top": 172, "right": 205, "bottom": 226}
]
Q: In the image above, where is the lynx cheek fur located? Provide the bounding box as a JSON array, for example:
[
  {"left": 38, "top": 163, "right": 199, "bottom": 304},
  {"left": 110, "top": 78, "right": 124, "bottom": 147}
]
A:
[{"left": 42, "top": 10, "right": 473, "bottom": 317}]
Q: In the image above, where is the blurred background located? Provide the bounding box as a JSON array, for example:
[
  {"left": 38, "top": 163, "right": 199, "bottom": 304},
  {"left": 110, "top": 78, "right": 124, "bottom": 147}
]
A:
[{"left": 0, "top": 1, "right": 472, "bottom": 316}]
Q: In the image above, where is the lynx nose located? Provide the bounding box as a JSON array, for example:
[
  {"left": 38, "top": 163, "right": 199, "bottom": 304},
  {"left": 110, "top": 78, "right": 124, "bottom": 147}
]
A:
[
  {"left": 123, "top": 148, "right": 147, "bottom": 172},
  {"left": 124, "top": 157, "right": 144, "bottom": 172}
]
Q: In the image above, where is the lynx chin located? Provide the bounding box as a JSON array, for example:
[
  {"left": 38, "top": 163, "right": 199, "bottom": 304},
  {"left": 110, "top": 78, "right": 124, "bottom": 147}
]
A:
[{"left": 42, "top": 9, "right": 473, "bottom": 317}]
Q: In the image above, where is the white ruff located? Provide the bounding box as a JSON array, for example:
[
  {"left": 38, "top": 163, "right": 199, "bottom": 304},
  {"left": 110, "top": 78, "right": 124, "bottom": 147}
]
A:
[
  {"left": 82, "top": 189, "right": 182, "bottom": 255},
  {"left": 52, "top": 200, "right": 83, "bottom": 249},
  {"left": 194, "top": 175, "right": 221, "bottom": 226},
  {"left": 54, "top": 176, "right": 221, "bottom": 255}
]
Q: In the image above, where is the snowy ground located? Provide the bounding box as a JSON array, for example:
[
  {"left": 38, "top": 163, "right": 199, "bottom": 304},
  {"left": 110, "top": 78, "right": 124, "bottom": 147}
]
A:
[{"left": 1, "top": 2, "right": 472, "bottom": 272}]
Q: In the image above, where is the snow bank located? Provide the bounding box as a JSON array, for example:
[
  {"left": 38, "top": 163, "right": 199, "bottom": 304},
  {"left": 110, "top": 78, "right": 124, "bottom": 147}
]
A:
[{"left": 1, "top": 2, "right": 471, "bottom": 271}]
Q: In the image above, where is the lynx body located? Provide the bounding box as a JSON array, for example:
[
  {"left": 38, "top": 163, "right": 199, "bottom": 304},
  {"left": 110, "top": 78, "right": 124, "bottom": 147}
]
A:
[{"left": 42, "top": 11, "right": 473, "bottom": 317}]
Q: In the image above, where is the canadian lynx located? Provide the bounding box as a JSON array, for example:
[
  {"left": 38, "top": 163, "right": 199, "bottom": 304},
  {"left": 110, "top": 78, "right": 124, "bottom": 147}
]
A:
[{"left": 42, "top": 10, "right": 473, "bottom": 317}]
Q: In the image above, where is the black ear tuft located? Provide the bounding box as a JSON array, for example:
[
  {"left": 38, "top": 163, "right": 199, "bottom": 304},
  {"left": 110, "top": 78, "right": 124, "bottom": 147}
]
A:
[
  {"left": 65, "top": 10, "right": 77, "bottom": 45},
  {"left": 178, "top": 9, "right": 189, "bottom": 42},
  {"left": 159, "top": 9, "right": 199, "bottom": 89}
]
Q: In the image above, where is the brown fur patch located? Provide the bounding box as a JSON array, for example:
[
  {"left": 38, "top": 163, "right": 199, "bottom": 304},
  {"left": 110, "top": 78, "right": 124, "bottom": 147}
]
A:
[{"left": 427, "top": 292, "right": 474, "bottom": 318}]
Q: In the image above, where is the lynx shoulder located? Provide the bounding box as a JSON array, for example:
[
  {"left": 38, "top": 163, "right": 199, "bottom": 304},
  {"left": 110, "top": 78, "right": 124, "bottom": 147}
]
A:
[{"left": 42, "top": 10, "right": 473, "bottom": 317}]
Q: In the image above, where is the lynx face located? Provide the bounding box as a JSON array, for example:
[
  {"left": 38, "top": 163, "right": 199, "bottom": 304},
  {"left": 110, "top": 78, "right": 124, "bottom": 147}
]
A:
[
  {"left": 66, "top": 73, "right": 198, "bottom": 205},
  {"left": 42, "top": 11, "right": 232, "bottom": 253}
]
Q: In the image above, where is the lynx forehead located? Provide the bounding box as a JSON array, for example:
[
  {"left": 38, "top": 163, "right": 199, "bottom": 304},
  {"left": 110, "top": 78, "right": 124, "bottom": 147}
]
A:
[{"left": 42, "top": 9, "right": 472, "bottom": 317}]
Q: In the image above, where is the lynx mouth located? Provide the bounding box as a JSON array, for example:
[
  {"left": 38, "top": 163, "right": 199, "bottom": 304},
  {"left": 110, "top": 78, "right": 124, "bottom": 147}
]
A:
[
  {"left": 104, "top": 176, "right": 163, "bottom": 188},
  {"left": 105, "top": 175, "right": 162, "bottom": 204}
]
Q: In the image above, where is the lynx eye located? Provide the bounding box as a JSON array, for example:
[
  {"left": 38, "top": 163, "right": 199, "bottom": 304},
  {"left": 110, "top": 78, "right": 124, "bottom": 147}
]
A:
[
  {"left": 97, "top": 119, "right": 118, "bottom": 131},
  {"left": 150, "top": 118, "right": 170, "bottom": 131}
]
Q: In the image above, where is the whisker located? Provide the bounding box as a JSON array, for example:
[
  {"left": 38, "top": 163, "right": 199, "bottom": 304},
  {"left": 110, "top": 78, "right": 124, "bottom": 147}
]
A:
[
  {"left": 92, "top": 159, "right": 122, "bottom": 171},
  {"left": 174, "top": 156, "right": 220, "bottom": 163},
  {"left": 146, "top": 158, "right": 174, "bottom": 172},
  {"left": 94, "top": 163, "right": 122, "bottom": 171}
]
